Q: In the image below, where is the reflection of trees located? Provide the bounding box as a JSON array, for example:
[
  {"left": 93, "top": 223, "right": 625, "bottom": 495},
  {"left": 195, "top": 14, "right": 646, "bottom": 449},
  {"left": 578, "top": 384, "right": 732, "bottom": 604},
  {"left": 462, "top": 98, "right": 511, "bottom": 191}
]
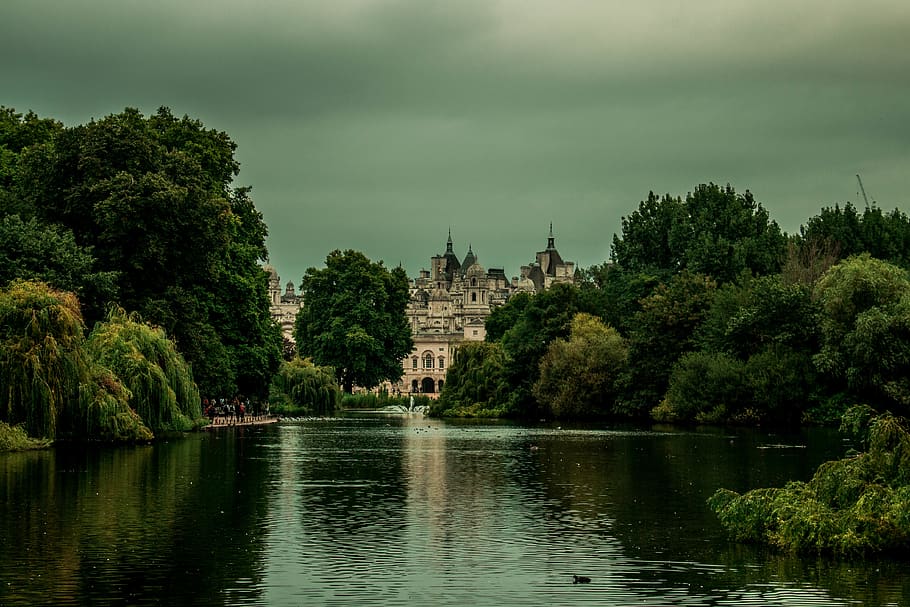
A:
[
  {"left": 0, "top": 430, "right": 273, "bottom": 606},
  {"left": 510, "top": 424, "right": 906, "bottom": 605}
]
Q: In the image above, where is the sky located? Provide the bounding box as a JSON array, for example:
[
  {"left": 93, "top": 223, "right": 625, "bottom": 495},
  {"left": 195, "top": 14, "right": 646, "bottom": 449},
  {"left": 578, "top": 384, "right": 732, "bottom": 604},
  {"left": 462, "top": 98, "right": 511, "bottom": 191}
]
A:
[{"left": 2, "top": 0, "right": 908, "bottom": 286}]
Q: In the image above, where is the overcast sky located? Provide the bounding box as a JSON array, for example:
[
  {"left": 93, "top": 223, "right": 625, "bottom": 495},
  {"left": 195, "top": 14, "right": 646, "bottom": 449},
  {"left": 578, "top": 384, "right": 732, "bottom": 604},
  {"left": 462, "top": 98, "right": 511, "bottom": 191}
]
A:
[{"left": 3, "top": 0, "right": 908, "bottom": 285}]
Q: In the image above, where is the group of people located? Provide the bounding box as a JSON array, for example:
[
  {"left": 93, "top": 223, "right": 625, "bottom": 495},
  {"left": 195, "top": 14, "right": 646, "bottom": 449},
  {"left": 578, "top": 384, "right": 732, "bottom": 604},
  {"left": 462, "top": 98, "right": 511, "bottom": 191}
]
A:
[{"left": 203, "top": 396, "right": 268, "bottom": 425}]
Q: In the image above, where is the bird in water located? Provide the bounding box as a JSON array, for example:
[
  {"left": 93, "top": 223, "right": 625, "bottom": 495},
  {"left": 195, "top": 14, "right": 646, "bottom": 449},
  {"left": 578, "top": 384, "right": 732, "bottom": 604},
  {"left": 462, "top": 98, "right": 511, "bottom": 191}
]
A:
[{"left": 573, "top": 575, "right": 591, "bottom": 584}]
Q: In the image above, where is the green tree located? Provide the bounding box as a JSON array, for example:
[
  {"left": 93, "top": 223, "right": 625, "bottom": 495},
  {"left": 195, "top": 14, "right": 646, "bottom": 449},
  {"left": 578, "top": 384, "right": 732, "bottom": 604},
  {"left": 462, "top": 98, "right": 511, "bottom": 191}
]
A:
[
  {"left": 813, "top": 255, "right": 910, "bottom": 412},
  {"left": 799, "top": 203, "right": 910, "bottom": 269},
  {"left": 0, "top": 214, "right": 117, "bottom": 304},
  {"left": 623, "top": 271, "right": 717, "bottom": 415},
  {"left": 612, "top": 183, "right": 786, "bottom": 284},
  {"left": 433, "top": 341, "right": 511, "bottom": 417},
  {"left": 533, "top": 313, "right": 629, "bottom": 419},
  {"left": 0, "top": 280, "right": 151, "bottom": 442},
  {"left": 269, "top": 357, "right": 340, "bottom": 415},
  {"left": 499, "top": 282, "right": 594, "bottom": 417},
  {"left": 86, "top": 307, "right": 203, "bottom": 434},
  {"left": 294, "top": 250, "right": 413, "bottom": 393},
  {"left": 8, "top": 107, "right": 281, "bottom": 398}
]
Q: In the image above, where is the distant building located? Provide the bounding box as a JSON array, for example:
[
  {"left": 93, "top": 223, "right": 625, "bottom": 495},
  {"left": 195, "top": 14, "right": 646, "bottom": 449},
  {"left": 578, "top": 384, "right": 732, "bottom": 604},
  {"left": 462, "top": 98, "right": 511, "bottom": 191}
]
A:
[
  {"left": 391, "top": 226, "right": 574, "bottom": 397},
  {"left": 265, "top": 264, "right": 302, "bottom": 340},
  {"left": 266, "top": 226, "right": 574, "bottom": 396}
]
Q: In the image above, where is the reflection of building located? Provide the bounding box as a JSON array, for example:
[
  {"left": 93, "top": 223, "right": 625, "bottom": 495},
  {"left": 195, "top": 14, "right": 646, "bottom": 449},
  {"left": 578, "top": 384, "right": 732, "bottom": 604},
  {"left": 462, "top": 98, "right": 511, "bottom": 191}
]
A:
[
  {"left": 266, "top": 226, "right": 574, "bottom": 395},
  {"left": 392, "top": 226, "right": 574, "bottom": 397},
  {"left": 265, "top": 264, "right": 302, "bottom": 340}
]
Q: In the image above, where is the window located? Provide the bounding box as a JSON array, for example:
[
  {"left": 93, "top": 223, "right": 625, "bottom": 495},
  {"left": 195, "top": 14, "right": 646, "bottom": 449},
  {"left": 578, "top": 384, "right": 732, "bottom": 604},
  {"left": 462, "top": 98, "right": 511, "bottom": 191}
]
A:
[
  {"left": 423, "top": 353, "right": 434, "bottom": 369},
  {"left": 471, "top": 292, "right": 477, "bottom": 302},
  {"left": 412, "top": 356, "right": 418, "bottom": 369},
  {"left": 438, "top": 357, "right": 445, "bottom": 369},
  {"left": 472, "top": 330, "right": 478, "bottom": 336}
]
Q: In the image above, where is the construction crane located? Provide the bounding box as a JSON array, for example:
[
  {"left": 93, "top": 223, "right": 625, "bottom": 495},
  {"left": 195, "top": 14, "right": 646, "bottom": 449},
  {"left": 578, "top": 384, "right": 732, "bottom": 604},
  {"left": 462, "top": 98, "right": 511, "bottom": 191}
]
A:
[{"left": 856, "top": 174, "right": 871, "bottom": 209}]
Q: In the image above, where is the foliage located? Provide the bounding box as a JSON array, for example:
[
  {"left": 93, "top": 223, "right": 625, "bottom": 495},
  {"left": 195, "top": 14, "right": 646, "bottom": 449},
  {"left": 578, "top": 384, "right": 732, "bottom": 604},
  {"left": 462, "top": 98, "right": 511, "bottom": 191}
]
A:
[
  {"left": 433, "top": 341, "right": 513, "bottom": 417},
  {"left": 0, "top": 421, "right": 52, "bottom": 451},
  {"left": 0, "top": 280, "right": 151, "bottom": 441},
  {"left": 612, "top": 184, "right": 786, "bottom": 284},
  {"left": 800, "top": 202, "right": 910, "bottom": 269},
  {"left": 813, "top": 255, "right": 910, "bottom": 413},
  {"left": 6, "top": 106, "right": 281, "bottom": 399},
  {"left": 709, "top": 407, "right": 910, "bottom": 555},
  {"left": 295, "top": 250, "right": 413, "bottom": 393},
  {"left": 269, "top": 357, "right": 340, "bottom": 416},
  {"left": 533, "top": 313, "right": 629, "bottom": 419},
  {"left": 497, "top": 282, "right": 598, "bottom": 417},
  {"left": 86, "top": 307, "right": 202, "bottom": 434},
  {"left": 623, "top": 271, "right": 717, "bottom": 415},
  {"left": 654, "top": 352, "right": 747, "bottom": 423},
  {"left": 0, "top": 214, "right": 117, "bottom": 305}
]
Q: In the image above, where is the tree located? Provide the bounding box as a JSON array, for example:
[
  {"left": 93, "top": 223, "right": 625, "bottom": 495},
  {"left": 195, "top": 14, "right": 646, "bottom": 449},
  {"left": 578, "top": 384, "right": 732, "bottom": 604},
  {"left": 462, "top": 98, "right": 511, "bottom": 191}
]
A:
[
  {"left": 6, "top": 106, "right": 281, "bottom": 398},
  {"left": 814, "top": 255, "right": 910, "bottom": 412},
  {"left": 0, "top": 214, "right": 117, "bottom": 305},
  {"left": 433, "top": 341, "right": 511, "bottom": 417},
  {"left": 623, "top": 271, "right": 717, "bottom": 415},
  {"left": 294, "top": 250, "right": 413, "bottom": 393},
  {"left": 799, "top": 203, "right": 910, "bottom": 269},
  {"left": 499, "top": 282, "right": 594, "bottom": 417},
  {"left": 533, "top": 313, "right": 629, "bottom": 419},
  {"left": 611, "top": 183, "right": 786, "bottom": 284},
  {"left": 0, "top": 280, "right": 151, "bottom": 441},
  {"left": 269, "top": 357, "right": 340, "bottom": 415}
]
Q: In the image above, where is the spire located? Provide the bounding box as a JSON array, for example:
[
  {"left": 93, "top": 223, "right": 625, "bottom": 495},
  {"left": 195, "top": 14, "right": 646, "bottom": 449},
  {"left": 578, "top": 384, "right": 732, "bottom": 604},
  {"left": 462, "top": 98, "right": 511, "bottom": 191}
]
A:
[
  {"left": 547, "top": 222, "right": 555, "bottom": 249},
  {"left": 446, "top": 227, "right": 453, "bottom": 253}
]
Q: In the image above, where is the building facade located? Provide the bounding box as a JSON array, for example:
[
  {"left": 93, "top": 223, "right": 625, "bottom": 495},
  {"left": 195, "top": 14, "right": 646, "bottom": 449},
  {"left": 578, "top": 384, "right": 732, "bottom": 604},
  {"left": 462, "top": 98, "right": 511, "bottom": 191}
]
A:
[
  {"left": 266, "top": 226, "right": 574, "bottom": 396},
  {"left": 391, "top": 226, "right": 574, "bottom": 397}
]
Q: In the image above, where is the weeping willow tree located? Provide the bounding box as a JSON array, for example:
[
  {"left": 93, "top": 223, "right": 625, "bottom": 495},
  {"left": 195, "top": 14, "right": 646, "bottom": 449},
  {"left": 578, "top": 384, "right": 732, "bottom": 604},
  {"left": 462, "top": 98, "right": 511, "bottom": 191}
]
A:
[
  {"left": 86, "top": 308, "right": 202, "bottom": 433},
  {"left": 0, "top": 280, "right": 151, "bottom": 442},
  {"left": 269, "top": 357, "right": 340, "bottom": 415},
  {"left": 709, "top": 405, "right": 910, "bottom": 555},
  {"left": 430, "top": 341, "right": 512, "bottom": 417}
]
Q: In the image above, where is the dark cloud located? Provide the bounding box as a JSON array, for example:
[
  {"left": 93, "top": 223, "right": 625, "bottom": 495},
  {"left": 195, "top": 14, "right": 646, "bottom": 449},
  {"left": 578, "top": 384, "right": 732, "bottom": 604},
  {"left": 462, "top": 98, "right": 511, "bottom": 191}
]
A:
[{"left": 2, "top": 0, "right": 908, "bottom": 285}]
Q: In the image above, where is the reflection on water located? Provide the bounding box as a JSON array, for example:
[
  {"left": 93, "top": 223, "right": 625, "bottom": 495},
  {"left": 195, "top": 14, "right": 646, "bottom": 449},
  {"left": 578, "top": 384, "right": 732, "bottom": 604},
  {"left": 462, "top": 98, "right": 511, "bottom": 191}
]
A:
[{"left": 1, "top": 416, "right": 907, "bottom": 606}]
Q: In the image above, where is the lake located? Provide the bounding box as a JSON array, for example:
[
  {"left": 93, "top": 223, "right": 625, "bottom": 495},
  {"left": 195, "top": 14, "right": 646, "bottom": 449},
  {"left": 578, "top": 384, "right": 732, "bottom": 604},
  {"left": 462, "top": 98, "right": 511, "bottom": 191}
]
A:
[{"left": 1, "top": 414, "right": 907, "bottom": 606}]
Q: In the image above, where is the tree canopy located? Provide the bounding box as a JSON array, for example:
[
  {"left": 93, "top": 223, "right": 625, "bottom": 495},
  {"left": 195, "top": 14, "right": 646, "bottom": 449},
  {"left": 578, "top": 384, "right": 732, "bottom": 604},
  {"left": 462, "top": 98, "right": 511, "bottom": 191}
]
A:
[
  {"left": 0, "top": 106, "right": 281, "bottom": 399},
  {"left": 294, "top": 250, "right": 413, "bottom": 393}
]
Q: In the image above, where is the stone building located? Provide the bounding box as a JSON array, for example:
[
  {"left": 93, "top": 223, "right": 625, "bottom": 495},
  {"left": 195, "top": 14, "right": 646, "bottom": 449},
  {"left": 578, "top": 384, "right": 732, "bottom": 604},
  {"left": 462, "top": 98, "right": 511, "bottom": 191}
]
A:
[
  {"left": 390, "top": 227, "right": 574, "bottom": 397},
  {"left": 264, "top": 264, "right": 302, "bottom": 340},
  {"left": 266, "top": 227, "right": 574, "bottom": 396}
]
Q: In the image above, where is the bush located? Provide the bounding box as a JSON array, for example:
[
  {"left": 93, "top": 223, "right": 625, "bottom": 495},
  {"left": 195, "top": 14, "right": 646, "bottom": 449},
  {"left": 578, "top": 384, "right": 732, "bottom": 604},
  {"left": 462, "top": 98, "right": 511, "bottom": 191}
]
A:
[
  {"left": 709, "top": 406, "right": 910, "bottom": 555},
  {"left": 0, "top": 421, "right": 52, "bottom": 451}
]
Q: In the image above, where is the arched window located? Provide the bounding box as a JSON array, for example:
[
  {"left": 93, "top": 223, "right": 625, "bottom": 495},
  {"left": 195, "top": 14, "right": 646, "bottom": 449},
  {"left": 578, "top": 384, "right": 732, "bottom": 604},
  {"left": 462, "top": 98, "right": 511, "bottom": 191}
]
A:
[
  {"left": 411, "top": 379, "right": 419, "bottom": 393},
  {"left": 438, "top": 357, "right": 445, "bottom": 370},
  {"left": 471, "top": 292, "right": 477, "bottom": 303},
  {"left": 471, "top": 278, "right": 477, "bottom": 286},
  {"left": 438, "top": 379, "right": 445, "bottom": 392},
  {"left": 412, "top": 356, "right": 418, "bottom": 369},
  {"left": 423, "top": 353, "right": 434, "bottom": 369}
]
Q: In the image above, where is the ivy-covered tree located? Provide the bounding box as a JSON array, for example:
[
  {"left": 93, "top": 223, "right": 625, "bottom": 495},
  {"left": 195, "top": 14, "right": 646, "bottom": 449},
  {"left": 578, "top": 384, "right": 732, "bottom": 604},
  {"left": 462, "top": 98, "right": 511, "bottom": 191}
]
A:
[{"left": 294, "top": 250, "right": 413, "bottom": 393}]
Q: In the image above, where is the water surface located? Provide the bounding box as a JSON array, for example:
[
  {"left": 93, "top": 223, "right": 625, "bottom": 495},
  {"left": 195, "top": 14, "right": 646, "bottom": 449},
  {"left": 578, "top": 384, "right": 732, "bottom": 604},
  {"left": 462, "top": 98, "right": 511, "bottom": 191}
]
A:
[{"left": 1, "top": 415, "right": 906, "bottom": 606}]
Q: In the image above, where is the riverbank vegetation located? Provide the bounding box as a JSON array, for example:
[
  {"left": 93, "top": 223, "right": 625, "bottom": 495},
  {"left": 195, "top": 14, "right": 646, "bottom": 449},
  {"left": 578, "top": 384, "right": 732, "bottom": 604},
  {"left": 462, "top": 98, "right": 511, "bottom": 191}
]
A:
[
  {"left": 269, "top": 357, "right": 341, "bottom": 416},
  {"left": 709, "top": 406, "right": 910, "bottom": 555},
  {"left": 1, "top": 106, "right": 281, "bottom": 447},
  {"left": 435, "top": 184, "right": 910, "bottom": 427}
]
